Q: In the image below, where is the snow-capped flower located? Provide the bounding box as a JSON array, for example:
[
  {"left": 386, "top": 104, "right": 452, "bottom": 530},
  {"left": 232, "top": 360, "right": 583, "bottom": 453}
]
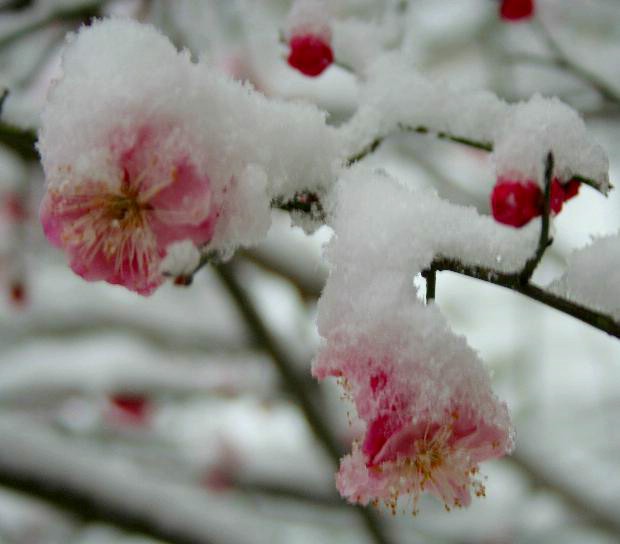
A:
[
  {"left": 38, "top": 18, "right": 338, "bottom": 291},
  {"left": 40, "top": 123, "right": 216, "bottom": 295},
  {"left": 286, "top": 0, "right": 334, "bottom": 76},
  {"left": 499, "top": 0, "right": 535, "bottom": 21},
  {"left": 313, "top": 306, "right": 514, "bottom": 513},
  {"left": 491, "top": 177, "right": 580, "bottom": 228}
]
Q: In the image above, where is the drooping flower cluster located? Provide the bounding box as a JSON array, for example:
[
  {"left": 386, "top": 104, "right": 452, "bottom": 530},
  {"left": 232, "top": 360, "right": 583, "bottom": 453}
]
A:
[
  {"left": 491, "top": 176, "right": 580, "bottom": 228},
  {"left": 313, "top": 299, "right": 514, "bottom": 513}
]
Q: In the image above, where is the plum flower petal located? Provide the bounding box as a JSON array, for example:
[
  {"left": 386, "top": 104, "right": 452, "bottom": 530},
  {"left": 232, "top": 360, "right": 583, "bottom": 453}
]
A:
[{"left": 40, "top": 124, "right": 215, "bottom": 295}]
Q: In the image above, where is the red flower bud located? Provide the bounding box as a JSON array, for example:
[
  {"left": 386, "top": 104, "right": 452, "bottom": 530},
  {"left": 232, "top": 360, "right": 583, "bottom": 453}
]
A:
[
  {"left": 491, "top": 177, "right": 582, "bottom": 228},
  {"left": 287, "top": 34, "right": 333, "bottom": 77},
  {"left": 491, "top": 179, "right": 542, "bottom": 227}
]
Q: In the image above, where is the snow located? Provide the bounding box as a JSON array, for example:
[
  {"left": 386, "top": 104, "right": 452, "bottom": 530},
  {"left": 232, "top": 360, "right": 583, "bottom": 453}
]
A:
[
  {"left": 286, "top": 0, "right": 332, "bottom": 42},
  {"left": 493, "top": 94, "right": 609, "bottom": 188},
  {"left": 341, "top": 52, "right": 609, "bottom": 192},
  {"left": 323, "top": 166, "right": 539, "bottom": 297},
  {"left": 158, "top": 240, "right": 201, "bottom": 277}
]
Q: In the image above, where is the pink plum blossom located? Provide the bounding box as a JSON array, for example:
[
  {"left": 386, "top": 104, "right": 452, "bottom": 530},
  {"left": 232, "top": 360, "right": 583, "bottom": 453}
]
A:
[
  {"left": 40, "top": 123, "right": 216, "bottom": 295},
  {"left": 313, "top": 330, "right": 513, "bottom": 514}
]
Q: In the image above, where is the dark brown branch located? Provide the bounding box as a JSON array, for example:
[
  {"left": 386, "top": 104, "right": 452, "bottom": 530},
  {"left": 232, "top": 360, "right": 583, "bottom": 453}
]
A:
[
  {"left": 0, "top": 467, "right": 215, "bottom": 544},
  {"left": 214, "top": 261, "right": 394, "bottom": 544},
  {"left": 429, "top": 256, "right": 620, "bottom": 339},
  {"left": 424, "top": 151, "right": 620, "bottom": 338},
  {"left": 422, "top": 265, "right": 436, "bottom": 303}
]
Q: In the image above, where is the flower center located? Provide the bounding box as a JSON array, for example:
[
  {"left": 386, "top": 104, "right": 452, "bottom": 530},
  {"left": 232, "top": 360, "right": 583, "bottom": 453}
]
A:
[
  {"left": 373, "top": 422, "right": 483, "bottom": 515},
  {"left": 104, "top": 192, "right": 151, "bottom": 229}
]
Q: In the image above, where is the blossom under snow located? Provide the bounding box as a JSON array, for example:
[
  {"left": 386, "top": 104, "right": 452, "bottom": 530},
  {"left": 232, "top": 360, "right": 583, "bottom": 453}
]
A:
[
  {"left": 313, "top": 291, "right": 514, "bottom": 513},
  {"left": 38, "top": 18, "right": 339, "bottom": 294},
  {"left": 40, "top": 122, "right": 216, "bottom": 295}
]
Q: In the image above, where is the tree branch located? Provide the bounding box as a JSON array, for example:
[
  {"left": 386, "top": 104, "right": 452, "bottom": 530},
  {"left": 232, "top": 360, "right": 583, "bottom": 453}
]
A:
[
  {"left": 0, "top": 467, "right": 211, "bottom": 544},
  {"left": 428, "top": 256, "right": 620, "bottom": 339},
  {"left": 214, "top": 261, "right": 395, "bottom": 544}
]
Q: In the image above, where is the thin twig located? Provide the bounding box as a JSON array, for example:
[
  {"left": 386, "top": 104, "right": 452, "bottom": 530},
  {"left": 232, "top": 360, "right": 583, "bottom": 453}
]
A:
[
  {"left": 346, "top": 124, "right": 492, "bottom": 167},
  {"left": 422, "top": 265, "right": 436, "bottom": 302},
  {"left": 214, "top": 261, "right": 394, "bottom": 544},
  {"left": 519, "top": 151, "right": 554, "bottom": 284}
]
